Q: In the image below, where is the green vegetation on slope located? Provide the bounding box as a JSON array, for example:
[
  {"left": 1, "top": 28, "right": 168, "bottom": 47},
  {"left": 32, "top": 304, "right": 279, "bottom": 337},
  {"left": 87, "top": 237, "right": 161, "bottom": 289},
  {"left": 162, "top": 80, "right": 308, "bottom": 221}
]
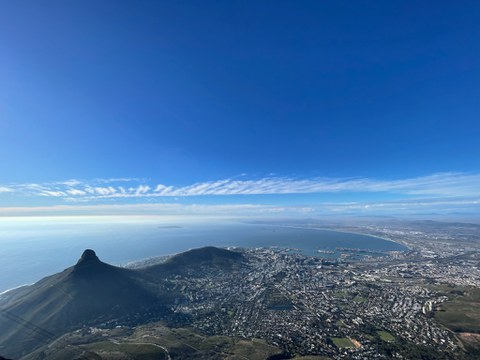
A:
[
  {"left": 377, "top": 330, "right": 395, "bottom": 342},
  {"left": 23, "top": 323, "right": 283, "bottom": 360},
  {"left": 330, "top": 337, "right": 355, "bottom": 349},
  {"left": 435, "top": 287, "right": 480, "bottom": 333}
]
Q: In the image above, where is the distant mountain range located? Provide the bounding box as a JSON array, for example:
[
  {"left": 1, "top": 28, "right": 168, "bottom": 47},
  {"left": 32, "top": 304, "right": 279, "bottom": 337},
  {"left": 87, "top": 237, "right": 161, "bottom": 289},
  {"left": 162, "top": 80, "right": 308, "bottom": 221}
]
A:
[{"left": 0, "top": 247, "right": 245, "bottom": 359}]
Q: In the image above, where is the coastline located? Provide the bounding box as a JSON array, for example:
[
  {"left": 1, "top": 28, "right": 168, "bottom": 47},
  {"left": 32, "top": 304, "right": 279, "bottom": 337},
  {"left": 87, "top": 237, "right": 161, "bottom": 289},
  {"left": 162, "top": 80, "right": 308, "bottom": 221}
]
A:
[
  {"left": 0, "top": 284, "right": 30, "bottom": 297},
  {"left": 316, "top": 227, "right": 412, "bottom": 251},
  {"left": 1, "top": 224, "right": 410, "bottom": 292},
  {"left": 269, "top": 224, "right": 412, "bottom": 251}
]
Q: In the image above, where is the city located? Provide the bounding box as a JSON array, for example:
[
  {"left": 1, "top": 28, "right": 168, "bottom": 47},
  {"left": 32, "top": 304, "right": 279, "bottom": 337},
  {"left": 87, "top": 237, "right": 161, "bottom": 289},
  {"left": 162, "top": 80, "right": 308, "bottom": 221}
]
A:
[{"left": 123, "top": 220, "right": 479, "bottom": 359}]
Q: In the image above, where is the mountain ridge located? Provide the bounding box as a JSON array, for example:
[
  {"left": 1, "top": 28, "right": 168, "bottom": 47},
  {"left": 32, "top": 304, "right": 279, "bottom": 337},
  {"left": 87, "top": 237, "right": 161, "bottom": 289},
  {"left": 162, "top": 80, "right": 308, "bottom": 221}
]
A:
[
  {"left": 0, "top": 246, "right": 245, "bottom": 359},
  {"left": 144, "top": 246, "right": 245, "bottom": 275}
]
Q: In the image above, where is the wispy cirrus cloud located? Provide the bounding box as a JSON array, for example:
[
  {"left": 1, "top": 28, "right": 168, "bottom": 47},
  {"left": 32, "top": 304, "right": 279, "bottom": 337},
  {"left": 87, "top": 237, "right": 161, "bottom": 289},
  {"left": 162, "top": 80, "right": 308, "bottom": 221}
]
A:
[
  {"left": 38, "top": 190, "right": 67, "bottom": 197},
  {"left": 66, "top": 189, "right": 87, "bottom": 196},
  {"left": 0, "top": 197, "right": 477, "bottom": 218},
  {"left": 144, "top": 173, "right": 480, "bottom": 197},
  {"left": 0, "top": 173, "right": 479, "bottom": 202},
  {"left": 0, "top": 203, "right": 311, "bottom": 217},
  {"left": 319, "top": 197, "right": 480, "bottom": 214},
  {"left": 0, "top": 173, "right": 479, "bottom": 217},
  {"left": 94, "top": 177, "right": 141, "bottom": 184}
]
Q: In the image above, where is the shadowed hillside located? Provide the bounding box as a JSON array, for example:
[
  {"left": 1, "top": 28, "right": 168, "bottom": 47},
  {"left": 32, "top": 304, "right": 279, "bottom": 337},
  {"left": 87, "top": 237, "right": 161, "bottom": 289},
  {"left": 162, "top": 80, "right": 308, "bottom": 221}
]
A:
[
  {"left": 0, "top": 250, "right": 163, "bottom": 358},
  {"left": 0, "top": 247, "right": 246, "bottom": 359},
  {"left": 144, "top": 246, "right": 245, "bottom": 275}
]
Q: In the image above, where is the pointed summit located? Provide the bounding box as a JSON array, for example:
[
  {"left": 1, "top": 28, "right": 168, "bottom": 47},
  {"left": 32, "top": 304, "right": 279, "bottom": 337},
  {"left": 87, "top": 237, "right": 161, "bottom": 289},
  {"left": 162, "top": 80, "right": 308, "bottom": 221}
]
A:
[
  {"left": 0, "top": 248, "right": 162, "bottom": 358},
  {"left": 75, "top": 249, "right": 100, "bottom": 267}
]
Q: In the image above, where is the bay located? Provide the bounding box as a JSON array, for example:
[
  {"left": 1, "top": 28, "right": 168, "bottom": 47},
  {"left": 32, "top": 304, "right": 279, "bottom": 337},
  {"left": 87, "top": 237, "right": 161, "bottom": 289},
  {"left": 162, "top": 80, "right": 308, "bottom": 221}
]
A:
[{"left": 0, "top": 217, "right": 406, "bottom": 292}]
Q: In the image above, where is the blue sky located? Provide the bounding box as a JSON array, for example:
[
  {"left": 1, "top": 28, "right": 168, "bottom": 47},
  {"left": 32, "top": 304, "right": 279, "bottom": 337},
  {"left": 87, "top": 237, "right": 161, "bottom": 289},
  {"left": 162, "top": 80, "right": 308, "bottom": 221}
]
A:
[{"left": 0, "top": 1, "right": 479, "bottom": 217}]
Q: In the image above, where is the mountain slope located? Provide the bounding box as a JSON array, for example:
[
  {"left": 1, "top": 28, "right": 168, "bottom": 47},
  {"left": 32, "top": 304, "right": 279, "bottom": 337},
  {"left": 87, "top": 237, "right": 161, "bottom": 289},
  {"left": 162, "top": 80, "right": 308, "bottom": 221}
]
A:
[
  {"left": 22, "top": 322, "right": 284, "bottom": 360},
  {"left": 0, "top": 247, "right": 245, "bottom": 359},
  {"left": 0, "top": 250, "right": 161, "bottom": 358},
  {"left": 144, "top": 246, "right": 245, "bottom": 275}
]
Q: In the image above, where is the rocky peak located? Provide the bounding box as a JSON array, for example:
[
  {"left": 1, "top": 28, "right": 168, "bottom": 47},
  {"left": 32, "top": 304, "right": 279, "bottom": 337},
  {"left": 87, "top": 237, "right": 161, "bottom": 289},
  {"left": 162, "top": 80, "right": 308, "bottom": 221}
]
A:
[{"left": 75, "top": 249, "right": 100, "bottom": 268}]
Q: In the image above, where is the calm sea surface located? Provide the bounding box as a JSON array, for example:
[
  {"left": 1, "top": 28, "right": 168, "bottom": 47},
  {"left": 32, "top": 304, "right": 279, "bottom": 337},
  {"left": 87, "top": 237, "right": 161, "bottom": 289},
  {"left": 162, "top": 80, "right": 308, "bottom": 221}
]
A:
[{"left": 0, "top": 218, "right": 406, "bottom": 292}]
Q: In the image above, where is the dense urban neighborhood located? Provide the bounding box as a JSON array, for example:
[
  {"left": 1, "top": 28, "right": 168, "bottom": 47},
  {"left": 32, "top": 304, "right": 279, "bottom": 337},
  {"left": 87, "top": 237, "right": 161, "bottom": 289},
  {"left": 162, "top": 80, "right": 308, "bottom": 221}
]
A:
[
  {"left": 160, "top": 223, "right": 477, "bottom": 359},
  {"left": 1, "top": 220, "right": 480, "bottom": 359}
]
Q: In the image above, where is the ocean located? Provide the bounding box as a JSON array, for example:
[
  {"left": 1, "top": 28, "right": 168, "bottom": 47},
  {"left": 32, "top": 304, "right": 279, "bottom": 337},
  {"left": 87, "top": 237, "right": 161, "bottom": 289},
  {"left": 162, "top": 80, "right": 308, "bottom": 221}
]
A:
[{"left": 0, "top": 217, "right": 407, "bottom": 293}]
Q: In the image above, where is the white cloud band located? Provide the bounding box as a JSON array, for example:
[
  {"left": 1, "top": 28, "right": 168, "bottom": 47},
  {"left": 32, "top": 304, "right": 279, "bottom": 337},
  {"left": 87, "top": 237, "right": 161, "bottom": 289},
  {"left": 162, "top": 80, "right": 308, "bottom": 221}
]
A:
[{"left": 1, "top": 172, "right": 479, "bottom": 201}]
